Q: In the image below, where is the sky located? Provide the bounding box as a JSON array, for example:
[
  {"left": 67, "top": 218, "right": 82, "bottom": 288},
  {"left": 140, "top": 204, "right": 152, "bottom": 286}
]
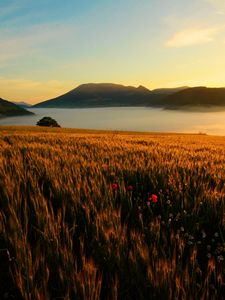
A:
[{"left": 1, "top": 0, "right": 225, "bottom": 104}]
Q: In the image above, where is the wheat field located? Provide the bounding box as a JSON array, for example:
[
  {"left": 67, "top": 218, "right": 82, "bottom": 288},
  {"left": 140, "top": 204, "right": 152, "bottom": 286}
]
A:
[{"left": 0, "top": 126, "right": 225, "bottom": 300}]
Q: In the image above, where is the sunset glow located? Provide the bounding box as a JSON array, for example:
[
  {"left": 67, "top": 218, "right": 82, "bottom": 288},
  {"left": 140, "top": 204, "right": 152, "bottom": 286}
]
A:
[{"left": 1, "top": 0, "right": 225, "bottom": 103}]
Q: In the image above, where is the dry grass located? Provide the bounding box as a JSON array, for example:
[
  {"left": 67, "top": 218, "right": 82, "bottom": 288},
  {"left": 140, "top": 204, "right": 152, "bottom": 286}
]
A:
[{"left": 0, "top": 126, "right": 225, "bottom": 299}]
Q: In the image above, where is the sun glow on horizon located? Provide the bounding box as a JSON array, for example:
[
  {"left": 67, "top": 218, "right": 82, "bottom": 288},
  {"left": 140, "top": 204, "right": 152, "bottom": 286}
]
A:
[{"left": 1, "top": 0, "right": 225, "bottom": 103}]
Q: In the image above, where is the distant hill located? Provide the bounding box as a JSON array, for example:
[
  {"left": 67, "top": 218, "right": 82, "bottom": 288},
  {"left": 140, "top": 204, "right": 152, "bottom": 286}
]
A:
[
  {"left": 33, "top": 83, "right": 153, "bottom": 108},
  {"left": 158, "top": 87, "right": 225, "bottom": 109},
  {"left": 12, "top": 101, "right": 31, "bottom": 108},
  {"left": 33, "top": 83, "right": 225, "bottom": 110},
  {"left": 0, "top": 98, "right": 34, "bottom": 117},
  {"left": 151, "top": 86, "right": 189, "bottom": 95}
]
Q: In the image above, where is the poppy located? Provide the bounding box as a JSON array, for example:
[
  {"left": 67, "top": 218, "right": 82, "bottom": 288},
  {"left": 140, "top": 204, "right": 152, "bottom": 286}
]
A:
[
  {"left": 151, "top": 194, "right": 158, "bottom": 203},
  {"left": 147, "top": 194, "right": 158, "bottom": 203},
  {"left": 111, "top": 183, "right": 118, "bottom": 190},
  {"left": 127, "top": 185, "right": 133, "bottom": 191}
]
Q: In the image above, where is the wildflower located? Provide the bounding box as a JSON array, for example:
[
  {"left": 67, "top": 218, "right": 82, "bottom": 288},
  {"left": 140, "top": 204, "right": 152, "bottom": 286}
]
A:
[
  {"left": 111, "top": 183, "right": 118, "bottom": 190},
  {"left": 150, "top": 194, "right": 158, "bottom": 203},
  {"left": 127, "top": 185, "right": 133, "bottom": 191},
  {"left": 202, "top": 231, "right": 206, "bottom": 239}
]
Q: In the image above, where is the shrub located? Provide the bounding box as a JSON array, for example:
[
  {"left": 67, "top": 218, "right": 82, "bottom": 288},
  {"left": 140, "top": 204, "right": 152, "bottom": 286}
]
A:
[{"left": 36, "top": 117, "right": 60, "bottom": 127}]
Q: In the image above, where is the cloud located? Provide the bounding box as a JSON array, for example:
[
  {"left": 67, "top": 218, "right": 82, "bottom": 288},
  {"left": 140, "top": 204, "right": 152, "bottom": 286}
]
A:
[
  {"left": 203, "top": 0, "right": 225, "bottom": 14},
  {"left": 165, "top": 26, "right": 222, "bottom": 48},
  {"left": 0, "top": 22, "right": 75, "bottom": 64}
]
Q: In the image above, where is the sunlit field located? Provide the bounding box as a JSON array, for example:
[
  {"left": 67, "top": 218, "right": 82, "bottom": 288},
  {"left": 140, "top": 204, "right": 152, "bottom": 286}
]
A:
[{"left": 1, "top": 126, "right": 225, "bottom": 300}]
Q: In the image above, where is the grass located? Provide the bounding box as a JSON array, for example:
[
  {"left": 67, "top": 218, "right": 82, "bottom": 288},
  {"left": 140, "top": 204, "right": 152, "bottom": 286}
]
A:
[{"left": 0, "top": 126, "right": 225, "bottom": 299}]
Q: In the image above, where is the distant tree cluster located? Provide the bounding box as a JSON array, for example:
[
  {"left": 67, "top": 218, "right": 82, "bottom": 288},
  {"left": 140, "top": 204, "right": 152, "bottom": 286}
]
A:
[{"left": 36, "top": 116, "right": 61, "bottom": 127}]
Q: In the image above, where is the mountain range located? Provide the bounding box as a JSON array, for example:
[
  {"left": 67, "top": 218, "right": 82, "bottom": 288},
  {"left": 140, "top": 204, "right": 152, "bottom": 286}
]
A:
[
  {"left": 2, "top": 83, "right": 225, "bottom": 118},
  {"left": 32, "top": 83, "right": 190, "bottom": 108},
  {"left": 33, "top": 83, "right": 225, "bottom": 110}
]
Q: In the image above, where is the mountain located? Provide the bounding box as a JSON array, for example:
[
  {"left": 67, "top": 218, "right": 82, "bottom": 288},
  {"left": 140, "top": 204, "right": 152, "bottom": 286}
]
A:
[
  {"left": 33, "top": 83, "right": 152, "bottom": 108},
  {"left": 33, "top": 83, "right": 225, "bottom": 110},
  {"left": 158, "top": 87, "right": 225, "bottom": 109},
  {"left": 12, "top": 101, "right": 31, "bottom": 108},
  {"left": 0, "top": 98, "right": 34, "bottom": 117},
  {"left": 151, "top": 86, "right": 189, "bottom": 95}
]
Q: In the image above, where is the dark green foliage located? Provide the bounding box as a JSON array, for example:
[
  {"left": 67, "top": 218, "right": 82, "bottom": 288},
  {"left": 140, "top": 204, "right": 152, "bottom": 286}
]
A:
[{"left": 36, "top": 117, "right": 60, "bottom": 127}]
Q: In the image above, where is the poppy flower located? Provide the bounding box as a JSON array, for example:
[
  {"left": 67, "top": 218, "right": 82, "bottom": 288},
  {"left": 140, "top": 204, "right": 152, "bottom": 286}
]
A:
[
  {"left": 147, "top": 194, "right": 158, "bottom": 203},
  {"left": 127, "top": 185, "right": 133, "bottom": 191},
  {"left": 151, "top": 194, "right": 158, "bottom": 203},
  {"left": 111, "top": 183, "right": 118, "bottom": 190}
]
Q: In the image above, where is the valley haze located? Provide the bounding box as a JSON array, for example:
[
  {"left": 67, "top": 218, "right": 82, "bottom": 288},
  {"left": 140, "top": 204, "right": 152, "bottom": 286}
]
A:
[{"left": 2, "top": 83, "right": 225, "bottom": 121}]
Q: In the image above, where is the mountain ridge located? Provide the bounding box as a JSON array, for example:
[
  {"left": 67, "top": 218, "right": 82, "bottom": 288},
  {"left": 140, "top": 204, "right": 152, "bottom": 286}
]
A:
[
  {"left": 33, "top": 83, "right": 152, "bottom": 108},
  {"left": 0, "top": 98, "right": 34, "bottom": 117},
  {"left": 33, "top": 83, "right": 189, "bottom": 108},
  {"left": 24, "top": 83, "right": 225, "bottom": 110}
]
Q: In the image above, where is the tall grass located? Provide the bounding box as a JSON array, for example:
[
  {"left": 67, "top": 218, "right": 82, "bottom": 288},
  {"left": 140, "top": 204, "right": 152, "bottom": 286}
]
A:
[{"left": 0, "top": 128, "right": 225, "bottom": 299}]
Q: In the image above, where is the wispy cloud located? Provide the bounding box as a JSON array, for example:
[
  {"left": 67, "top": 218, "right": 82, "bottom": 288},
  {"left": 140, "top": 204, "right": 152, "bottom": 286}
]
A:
[
  {"left": 204, "top": 0, "right": 225, "bottom": 14},
  {"left": 0, "top": 22, "right": 75, "bottom": 64},
  {"left": 165, "top": 26, "right": 223, "bottom": 48}
]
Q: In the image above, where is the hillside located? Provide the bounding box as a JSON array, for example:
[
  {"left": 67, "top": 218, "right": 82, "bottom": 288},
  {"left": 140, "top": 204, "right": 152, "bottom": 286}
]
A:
[
  {"left": 0, "top": 98, "right": 33, "bottom": 117},
  {"left": 33, "top": 83, "right": 153, "bottom": 108},
  {"left": 159, "top": 87, "right": 225, "bottom": 109},
  {"left": 12, "top": 101, "right": 31, "bottom": 108},
  {"left": 151, "top": 86, "right": 189, "bottom": 95},
  {"left": 33, "top": 84, "right": 225, "bottom": 110},
  {"left": 33, "top": 83, "right": 189, "bottom": 108}
]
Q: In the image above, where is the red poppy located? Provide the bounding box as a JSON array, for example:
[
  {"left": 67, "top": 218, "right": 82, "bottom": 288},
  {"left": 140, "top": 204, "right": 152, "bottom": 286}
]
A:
[
  {"left": 151, "top": 194, "right": 158, "bottom": 203},
  {"left": 127, "top": 185, "right": 133, "bottom": 191},
  {"left": 111, "top": 183, "right": 118, "bottom": 190}
]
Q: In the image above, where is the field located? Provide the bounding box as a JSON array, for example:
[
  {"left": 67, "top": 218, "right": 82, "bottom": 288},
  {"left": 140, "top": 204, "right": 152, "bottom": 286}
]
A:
[{"left": 0, "top": 126, "right": 225, "bottom": 300}]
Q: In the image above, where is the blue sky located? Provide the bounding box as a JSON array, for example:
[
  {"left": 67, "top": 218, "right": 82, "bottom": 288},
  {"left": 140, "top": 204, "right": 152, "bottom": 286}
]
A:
[{"left": 1, "top": 0, "right": 225, "bottom": 103}]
